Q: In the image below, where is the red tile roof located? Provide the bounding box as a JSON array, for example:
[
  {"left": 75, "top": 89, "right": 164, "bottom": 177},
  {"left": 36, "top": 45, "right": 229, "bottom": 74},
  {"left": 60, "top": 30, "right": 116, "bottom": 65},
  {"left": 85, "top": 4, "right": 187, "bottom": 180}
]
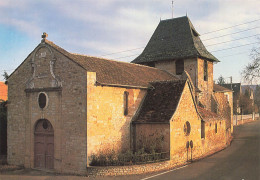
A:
[
  {"left": 198, "top": 106, "right": 222, "bottom": 122},
  {"left": 45, "top": 40, "right": 178, "bottom": 87},
  {"left": 213, "top": 84, "right": 232, "bottom": 92},
  {"left": 0, "top": 82, "right": 7, "bottom": 101}
]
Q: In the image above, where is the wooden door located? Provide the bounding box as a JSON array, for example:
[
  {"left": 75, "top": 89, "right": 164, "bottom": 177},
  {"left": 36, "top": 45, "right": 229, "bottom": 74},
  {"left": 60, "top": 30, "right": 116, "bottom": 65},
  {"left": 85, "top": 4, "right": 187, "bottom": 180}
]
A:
[{"left": 34, "top": 119, "right": 54, "bottom": 169}]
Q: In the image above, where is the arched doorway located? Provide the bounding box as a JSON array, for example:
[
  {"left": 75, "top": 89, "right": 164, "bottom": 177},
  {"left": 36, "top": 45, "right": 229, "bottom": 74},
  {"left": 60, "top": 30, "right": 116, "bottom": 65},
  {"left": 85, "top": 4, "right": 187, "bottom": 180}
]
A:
[{"left": 34, "top": 119, "right": 54, "bottom": 169}]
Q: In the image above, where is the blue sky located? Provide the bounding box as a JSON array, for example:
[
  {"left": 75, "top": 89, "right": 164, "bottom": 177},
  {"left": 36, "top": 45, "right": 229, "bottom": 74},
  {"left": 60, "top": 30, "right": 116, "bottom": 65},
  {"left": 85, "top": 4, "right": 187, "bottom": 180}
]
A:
[{"left": 0, "top": 0, "right": 259, "bottom": 84}]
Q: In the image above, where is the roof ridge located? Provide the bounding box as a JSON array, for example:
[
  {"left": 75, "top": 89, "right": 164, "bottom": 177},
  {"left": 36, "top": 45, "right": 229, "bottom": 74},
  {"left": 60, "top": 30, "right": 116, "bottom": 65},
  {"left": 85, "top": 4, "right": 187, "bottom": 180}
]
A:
[
  {"left": 45, "top": 39, "right": 170, "bottom": 73},
  {"left": 160, "top": 16, "right": 188, "bottom": 22},
  {"left": 149, "top": 79, "right": 185, "bottom": 83}
]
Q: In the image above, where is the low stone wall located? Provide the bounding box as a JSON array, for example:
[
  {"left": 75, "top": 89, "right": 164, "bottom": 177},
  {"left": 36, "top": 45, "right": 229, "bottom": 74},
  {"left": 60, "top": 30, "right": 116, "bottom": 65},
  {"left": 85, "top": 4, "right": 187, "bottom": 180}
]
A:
[
  {"left": 233, "top": 113, "right": 259, "bottom": 126},
  {"left": 236, "top": 118, "right": 257, "bottom": 126},
  {"left": 85, "top": 142, "right": 230, "bottom": 176}
]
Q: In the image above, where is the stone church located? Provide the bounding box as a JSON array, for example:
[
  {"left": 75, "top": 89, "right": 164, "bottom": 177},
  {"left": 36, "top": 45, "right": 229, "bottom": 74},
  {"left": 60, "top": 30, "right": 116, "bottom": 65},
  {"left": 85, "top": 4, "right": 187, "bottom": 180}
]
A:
[{"left": 7, "top": 16, "right": 233, "bottom": 174}]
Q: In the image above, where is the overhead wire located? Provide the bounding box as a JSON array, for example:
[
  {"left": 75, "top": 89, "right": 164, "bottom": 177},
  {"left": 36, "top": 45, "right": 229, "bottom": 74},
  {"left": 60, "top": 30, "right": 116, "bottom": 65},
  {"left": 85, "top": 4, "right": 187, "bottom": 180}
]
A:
[
  {"left": 205, "top": 34, "right": 260, "bottom": 47},
  {"left": 211, "top": 42, "right": 258, "bottom": 52},
  {"left": 201, "top": 26, "right": 260, "bottom": 41},
  {"left": 98, "top": 19, "right": 260, "bottom": 57},
  {"left": 200, "top": 18, "right": 260, "bottom": 35}
]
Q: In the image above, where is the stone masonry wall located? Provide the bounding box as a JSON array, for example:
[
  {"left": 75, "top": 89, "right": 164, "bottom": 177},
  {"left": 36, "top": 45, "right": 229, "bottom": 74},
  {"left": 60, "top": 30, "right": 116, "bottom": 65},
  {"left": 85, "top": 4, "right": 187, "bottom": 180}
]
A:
[
  {"left": 155, "top": 60, "right": 176, "bottom": 74},
  {"left": 214, "top": 91, "right": 233, "bottom": 133},
  {"left": 170, "top": 81, "right": 227, "bottom": 164},
  {"left": 8, "top": 42, "right": 88, "bottom": 174},
  {"left": 134, "top": 124, "right": 170, "bottom": 153},
  {"left": 154, "top": 58, "right": 214, "bottom": 111},
  {"left": 170, "top": 81, "right": 202, "bottom": 162},
  {"left": 86, "top": 72, "right": 146, "bottom": 165},
  {"left": 197, "top": 58, "right": 213, "bottom": 110}
]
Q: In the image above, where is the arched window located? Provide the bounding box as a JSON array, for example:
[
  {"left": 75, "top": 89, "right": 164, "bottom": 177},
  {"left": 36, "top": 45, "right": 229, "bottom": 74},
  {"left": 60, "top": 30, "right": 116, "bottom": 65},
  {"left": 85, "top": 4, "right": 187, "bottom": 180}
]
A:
[
  {"left": 184, "top": 121, "right": 191, "bottom": 136},
  {"left": 215, "top": 123, "right": 218, "bottom": 133},
  {"left": 124, "top": 91, "right": 129, "bottom": 116},
  {"left": 176, "top": 60, "right": 184, "bottom": 75}
]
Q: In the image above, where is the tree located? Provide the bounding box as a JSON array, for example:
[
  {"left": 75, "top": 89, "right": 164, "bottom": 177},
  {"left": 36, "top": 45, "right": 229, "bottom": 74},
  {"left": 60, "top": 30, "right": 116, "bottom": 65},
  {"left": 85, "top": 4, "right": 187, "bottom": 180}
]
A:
[
  {"left": 217, "top": 75, "right": 226, "bottom": 85},
  {"left": 2, "top": 71, "right": 9, "bottom": 85},
  {"left": 243, "top": 40, "right": 260, "bottom": 83},
  {"left": 239, "top": 94, "right": 253, "bottom": 114}
]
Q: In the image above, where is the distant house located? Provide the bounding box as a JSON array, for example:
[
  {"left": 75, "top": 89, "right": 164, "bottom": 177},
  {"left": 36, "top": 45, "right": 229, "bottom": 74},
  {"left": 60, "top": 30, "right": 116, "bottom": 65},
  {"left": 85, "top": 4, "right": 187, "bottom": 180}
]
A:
[
  {"left": 221, "top": 83, "right": 242, "bottom": 114},
  {"left": 0, "top": 81, "right": 8, "bottom": 101},
  {"left": 7, "top": 16, "right": 233, "bottom": 174}
]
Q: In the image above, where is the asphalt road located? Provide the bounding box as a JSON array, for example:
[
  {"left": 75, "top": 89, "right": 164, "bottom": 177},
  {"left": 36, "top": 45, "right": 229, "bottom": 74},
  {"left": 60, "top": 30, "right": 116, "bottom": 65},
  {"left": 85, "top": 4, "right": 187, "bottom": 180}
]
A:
[{"left": 1, "top": 120, "right": 259, "bottom": 180}]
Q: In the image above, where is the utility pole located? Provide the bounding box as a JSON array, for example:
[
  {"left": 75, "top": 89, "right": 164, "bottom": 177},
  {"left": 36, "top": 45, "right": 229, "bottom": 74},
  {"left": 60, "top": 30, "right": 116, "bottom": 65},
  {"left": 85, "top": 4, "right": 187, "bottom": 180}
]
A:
[
  {"left": 228, "top": 76, "right": 235, "bottom": 128},
  {"left": 172, "top": 1, "right": 174, "bottom": 18}
]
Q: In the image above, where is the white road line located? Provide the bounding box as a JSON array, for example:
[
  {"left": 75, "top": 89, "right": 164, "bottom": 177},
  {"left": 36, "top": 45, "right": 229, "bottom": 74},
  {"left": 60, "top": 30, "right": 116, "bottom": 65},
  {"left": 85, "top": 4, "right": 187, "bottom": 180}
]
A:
[{"left": 140, "top": 165, "right": 188, "bottom": 180}]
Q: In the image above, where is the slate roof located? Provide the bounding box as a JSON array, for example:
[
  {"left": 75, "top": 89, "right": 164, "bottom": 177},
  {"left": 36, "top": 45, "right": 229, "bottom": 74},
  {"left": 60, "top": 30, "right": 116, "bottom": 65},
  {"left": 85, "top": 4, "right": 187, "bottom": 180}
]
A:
[
  {"left": 132, "top": 16, "right": 219, "bottom": 64},
  {"left": 213, "top": 84, "right": 233, "bottom": 92},
  {"left": 45, "top": 40, "right": 178, "bottom": 88},
  {"left": 198, "top": 107, "right": 222, "bottom": 122},
  {"left": 220, "top": 83, "right": 241, "bottom": 95},
  {"left": 133, "top": 80, "right": 186, "bottom": 123},
  {"left": 0, "top": 82, "right": 8, "bottom": 101}
]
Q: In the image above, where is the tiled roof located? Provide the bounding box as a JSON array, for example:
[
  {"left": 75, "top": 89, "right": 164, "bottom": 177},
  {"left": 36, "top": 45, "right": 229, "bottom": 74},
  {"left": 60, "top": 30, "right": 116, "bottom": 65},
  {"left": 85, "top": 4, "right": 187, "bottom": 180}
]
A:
[
  {"left": 133, "top": 80, "right": 186, "bottom": 123},
  {"left": 198, "top": 107, "right": 222, "bottom": 122},
  {"left": 0, "top": 82, "right": 7, "bottom": 101},
  {"left": 213, "top": 84, "right": 232, "bottom": 92},
  {"left": 45, "top": 40, "right": 178, "bottom": 88},
  {"left": 132, "top": 16, "right": 219, "bottom": 64}
]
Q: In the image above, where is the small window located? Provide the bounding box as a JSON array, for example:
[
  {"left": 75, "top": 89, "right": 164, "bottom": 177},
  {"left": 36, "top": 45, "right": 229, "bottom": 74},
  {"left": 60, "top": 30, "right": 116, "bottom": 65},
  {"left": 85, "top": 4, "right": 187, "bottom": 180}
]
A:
[
  {"left": 204, "top": 60, "right": 208, "bottom": 81},
  {"left": 215, "top": 123, "right": 218, "bottom": 133},
  {"left": 201, "top": 121, "right": 205, "bottom": 139},
  {"left": 176, "top": 60, "right": 184, "bottom": 75},
  {"left": 184, "top": 121, "right": 191, "bottom": 136},
  {"left": 124, "top": 91, "right": 129, "bottom": 116},
  {"left": 38, "top": 92, "right": 47, "bottom": 109}
]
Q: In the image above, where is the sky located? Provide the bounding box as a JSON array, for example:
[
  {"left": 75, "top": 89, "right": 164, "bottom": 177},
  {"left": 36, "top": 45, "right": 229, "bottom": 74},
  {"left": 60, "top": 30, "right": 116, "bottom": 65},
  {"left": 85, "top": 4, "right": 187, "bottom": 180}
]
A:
[{"left": 0, "top": 0, "right": 259, "bottom": 84}]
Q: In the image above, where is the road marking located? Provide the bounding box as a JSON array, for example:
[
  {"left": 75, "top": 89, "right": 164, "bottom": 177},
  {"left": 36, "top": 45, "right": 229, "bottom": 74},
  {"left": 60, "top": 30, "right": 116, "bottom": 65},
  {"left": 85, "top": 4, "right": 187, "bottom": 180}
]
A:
[{"left": 140, "top": 165, "right": 188, "bottom": 180}]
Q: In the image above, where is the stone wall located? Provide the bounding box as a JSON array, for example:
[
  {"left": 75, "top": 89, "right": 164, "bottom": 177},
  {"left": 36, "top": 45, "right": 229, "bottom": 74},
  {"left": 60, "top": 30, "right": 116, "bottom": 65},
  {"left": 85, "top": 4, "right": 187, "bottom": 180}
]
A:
[
  {"left": 155, "top": 60, "right": 176, "bottom": 74},
  {"left": 154, "top": 57, "right": 214, "bottom": 111},
  {"left": 214, "top": 91, "right": 233, "bottom": 133},
  {"left": 8, "top": 42, "right": 88, "bottom": 173},
  {"left": 170, "top": 81, "right": 202, "bottom": 162},
  {"left": 197, "top": 58, "right": 213, "bottom": 110},
  {"left": 154, "top": 58, "right": 197, "bottom": 87},
  {"left": 133, "top": 123, "right": 170, "bottom": 153},
  {"left": 170, "top": 81, "right": 227, "bottom": 164},
  {"left": 86, "top": 72, "right": 146, "bottom": 165}
]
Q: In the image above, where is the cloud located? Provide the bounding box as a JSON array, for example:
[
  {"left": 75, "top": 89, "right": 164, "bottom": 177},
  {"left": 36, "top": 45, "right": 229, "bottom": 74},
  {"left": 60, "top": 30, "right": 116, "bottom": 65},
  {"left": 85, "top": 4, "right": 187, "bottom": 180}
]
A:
[{"left": 0, "top": 0, "right": 259, "bottom": 83}]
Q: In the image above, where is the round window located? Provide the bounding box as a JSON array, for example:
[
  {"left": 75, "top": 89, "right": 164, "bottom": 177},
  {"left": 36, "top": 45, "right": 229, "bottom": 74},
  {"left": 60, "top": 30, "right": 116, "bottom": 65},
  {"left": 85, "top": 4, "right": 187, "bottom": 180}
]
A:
[
  {"left": 184, "top": 121, "right": 191, "bottom": 136},
  {"left": 38, "top": 92, "right": 47, "bottom": 109}
]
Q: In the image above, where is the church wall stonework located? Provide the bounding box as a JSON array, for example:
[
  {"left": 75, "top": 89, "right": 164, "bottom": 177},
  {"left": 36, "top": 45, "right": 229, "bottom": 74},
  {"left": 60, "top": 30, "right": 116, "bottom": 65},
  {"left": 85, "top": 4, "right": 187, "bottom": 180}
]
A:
[
  {"left": 8, "top": 42, "right": 88, "bottom": 174},
  {"left": 170, "top": 81, "right": 202, "bottom": 162},
  {"left": 170, "top": 81, "right": 226, "bottom": 164},
  {"left": 86, "top": 72, "right": 146, "bottom": 165},
  {"left": 197, "top": 58, "right": 214, "bottom": 110}
]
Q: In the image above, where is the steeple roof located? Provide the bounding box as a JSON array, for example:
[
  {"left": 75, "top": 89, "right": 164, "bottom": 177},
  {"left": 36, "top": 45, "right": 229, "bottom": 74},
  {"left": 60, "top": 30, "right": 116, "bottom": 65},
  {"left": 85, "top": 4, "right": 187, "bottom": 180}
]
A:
[{"left": 132, "top": 16, "right": 219, "bottom": 64}]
